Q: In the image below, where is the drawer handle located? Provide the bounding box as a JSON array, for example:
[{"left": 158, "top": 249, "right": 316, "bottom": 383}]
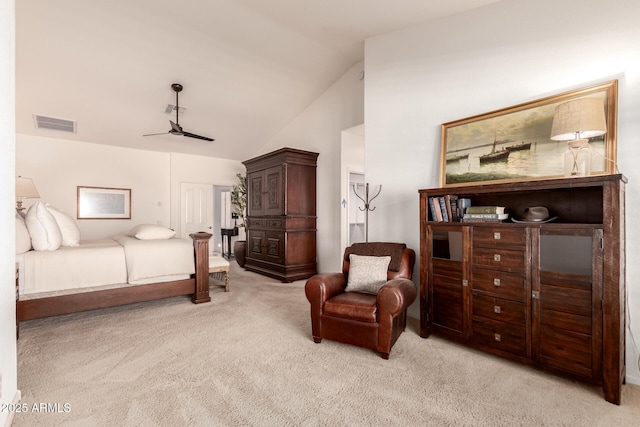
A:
[
  {"left": 494, "top": 305, "right": 501, "bottom": 314},
  {"left": 494, "top": 232, "right": 501, "bottom": 240},
  {"left": 462, "top": 279, "right": 468, "bottom": 287},
  {"left": 494, "top": 254, "right": 501, "bottom": 262},
  {"left": 493, "top": 278, "right": 500, "bottom": 287},
  {"left": 494, "top": 333, "right": 501, "bottom": 342}
]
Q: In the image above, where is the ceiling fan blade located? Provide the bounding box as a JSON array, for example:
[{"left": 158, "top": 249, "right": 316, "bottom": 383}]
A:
[
  {"left": 182, "top": 131, "right": 215, "bottom": 142},
  {"left": 143, "top": 131, "right": 170, "bottom": 137}
]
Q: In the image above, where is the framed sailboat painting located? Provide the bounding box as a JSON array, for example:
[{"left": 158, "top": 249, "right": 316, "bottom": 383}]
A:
[{"left": 439, "top": 80, "right": 618, "bottom": 188}]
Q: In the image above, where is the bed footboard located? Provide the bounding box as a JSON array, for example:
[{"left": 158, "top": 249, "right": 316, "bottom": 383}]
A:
[
  {"left": 17, "top": 232, "right": 212, "bottom": 322},
  {"left": 191, "top": 232, "right": 212, "bottom": 304}
]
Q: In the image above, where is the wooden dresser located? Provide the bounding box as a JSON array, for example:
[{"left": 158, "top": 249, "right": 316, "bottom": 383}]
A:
[
  {"left": 419, "top": 175, "right": 626, "bottom": 404},
  {"left": 243, "top": 148, "right": 319, "bottom": 282}
]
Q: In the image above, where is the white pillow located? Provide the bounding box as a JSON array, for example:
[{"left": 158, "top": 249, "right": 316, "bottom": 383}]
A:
[
  {"left": 46, "top": 205, "right": 80, "bottom": 246},
  {"left": 129, "top": 224, "right": 176, "bottom": 240},
  {"left": 24, "top": 201, "right": 62, "bottom": 251},
  {"left": 345, "top": 254, "right": 391, "bottom": 294},
  {"left": 15, "top": 214, "right": 32, "bottom": 254}
]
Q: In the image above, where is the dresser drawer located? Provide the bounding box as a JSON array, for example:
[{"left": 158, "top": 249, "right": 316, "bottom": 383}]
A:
[
  {"left": 472, "top": 267, "right": 525, "bottom": 301},
  {"left": 473, "top": 294, "right": 525, "bottom": 326},
  {"left": 473, "top": 227, "right": 525, "bottom": 247},
  {"left": 472, "top": 247, "right": 525, "bottom": 273},
  {"left": 472, "top": 318, "right": 526, "bottom": 357}
]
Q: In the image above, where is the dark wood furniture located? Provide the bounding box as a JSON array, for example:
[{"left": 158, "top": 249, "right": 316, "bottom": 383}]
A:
[
  {"left": 419, "top": 175, "right": 626, "bottom": 404},
  {"left": 221, "top": 227, "right": 238, "bottom": 259},
  {"left": 305, "top": 242, "right": 416, "bottom": 359},
  {"left": 243, "top": 148, "right": 319, "bottom": 282},
  {"left": 17, "top": 232, "right": 212, "bottom": 322}
]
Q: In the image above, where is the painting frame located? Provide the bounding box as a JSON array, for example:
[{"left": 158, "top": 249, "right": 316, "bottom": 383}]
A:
[
  {"left": 77, "top": 186, "right": 131, "bottom": 219},
  {"left": 439, "top": 80, "right": 618, "bottom": 188}
]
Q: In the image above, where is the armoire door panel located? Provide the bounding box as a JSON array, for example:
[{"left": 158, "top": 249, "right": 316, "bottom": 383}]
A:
[
  {"left": 264, "top": 166, "right": 284, "bottom": 216},
  {"left": 249, "top": 173, "right": 264, "bottom": 216}
]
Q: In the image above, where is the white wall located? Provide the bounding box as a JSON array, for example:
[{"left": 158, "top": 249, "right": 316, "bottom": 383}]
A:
[
  {"left": 0, "top": 0, "right": 18, "bottom": 424},
  {"left": 16, "top": 135, "right": 171, "bottom": 239},
  {"left": 15, "top": 137, "right": 245, "bottom": 241},
  {"left": 257, "top": 61, "right": 365, "bottom": 272},
  {"left": 365, "top": 0, "right": 640, "bottom": 384}
]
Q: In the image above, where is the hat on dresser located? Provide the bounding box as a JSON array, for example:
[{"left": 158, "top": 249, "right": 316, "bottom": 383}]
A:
[{"left": 512, "top": 206, "right": 557, "bottom": 223}]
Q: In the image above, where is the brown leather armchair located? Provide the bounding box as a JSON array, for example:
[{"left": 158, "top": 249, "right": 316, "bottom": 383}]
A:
[{"left": 305, "top": 242, "right": 416, "bottom": 359}]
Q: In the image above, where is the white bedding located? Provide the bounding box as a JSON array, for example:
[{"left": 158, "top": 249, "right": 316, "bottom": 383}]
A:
[
  {"left": 21, "top": 239, "right": 127, "bottom": 295},
  {"left": 112, "top": 235, "right": 194, "bottom": 285},
  {"left": 19, "top": 236, "right": 196, "bottom": 296}
]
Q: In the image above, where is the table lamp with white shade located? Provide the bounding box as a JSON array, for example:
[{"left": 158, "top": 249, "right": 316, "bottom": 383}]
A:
[
  {"left": 15, "top": 176, "right": 40, "bottom": 215},
  {"left": 550, "top": 97, "right": 607, "bottom": 177}
]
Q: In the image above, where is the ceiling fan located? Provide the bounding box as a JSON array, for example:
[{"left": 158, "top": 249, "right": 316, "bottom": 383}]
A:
[{"left": 143, "top": 83, "right": 214, "bottom": 142}]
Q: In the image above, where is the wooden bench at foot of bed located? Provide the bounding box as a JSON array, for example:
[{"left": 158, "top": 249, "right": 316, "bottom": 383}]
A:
[{"left": 17, "top": 232, "right": 212, "bottom": 322}]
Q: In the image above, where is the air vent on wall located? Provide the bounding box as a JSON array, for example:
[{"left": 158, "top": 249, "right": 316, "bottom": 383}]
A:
[{"left": 33, "top": 115, "right": 76, "bottom": 133}]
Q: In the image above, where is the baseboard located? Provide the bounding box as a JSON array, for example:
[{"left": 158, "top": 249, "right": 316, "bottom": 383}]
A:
[
  {"left": 625, "top": 373, "right": 640, "bottom": 386},
  {"left": 3, "top": 390, "right": 21, "bottom": 427}
]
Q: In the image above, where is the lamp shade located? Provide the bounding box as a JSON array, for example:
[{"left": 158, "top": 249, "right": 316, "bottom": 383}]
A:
[
  {"left": 550, "top": 98, "right": 607, "bottom": 141},
  {"left": 16, "top": 176, "right": 40, "bottom": 198}
]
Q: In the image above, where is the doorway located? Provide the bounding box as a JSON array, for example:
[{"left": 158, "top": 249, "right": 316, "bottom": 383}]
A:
[
  {"left": 180, "top": 182, "right": 234, "bottom": 256},
  {"left": 348, "top": 172, "right": 366, "bottom": 245},
  {"left": 340, "top": 124, "right": 365, "bottom": 259},
  {"left": 213, "top": 185, "right": 234, "bottom": 256}
]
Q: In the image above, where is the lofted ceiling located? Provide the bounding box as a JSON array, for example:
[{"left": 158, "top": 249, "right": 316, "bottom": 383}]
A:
[{"left": 16, "top": 0, "right": 503, "bottom": 161}]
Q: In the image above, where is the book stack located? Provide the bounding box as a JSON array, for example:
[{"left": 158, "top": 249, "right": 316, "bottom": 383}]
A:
[
  {"left": 462, "top": 206, "right": 508, "bottom": 223},
  {"left": 428, "top": 195, "right": 459, "bottom": 222}
]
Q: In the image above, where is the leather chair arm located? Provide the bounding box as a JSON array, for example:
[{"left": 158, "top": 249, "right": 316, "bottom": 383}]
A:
[
  {"left": 377, "top": 278, "right": 417, "bottom": 318},
  {"left": 305, "top": 273, "right": 347, "bottom": 304}
]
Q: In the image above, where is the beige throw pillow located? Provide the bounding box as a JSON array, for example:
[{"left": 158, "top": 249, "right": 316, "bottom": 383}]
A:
[{"left": 345, "top": 254, "right": 391, "bottom": 294}]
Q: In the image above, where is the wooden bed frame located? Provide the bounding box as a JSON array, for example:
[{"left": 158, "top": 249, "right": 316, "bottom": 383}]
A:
[{"left": 17, "top": 232, "right": 212, "bottom": 322}]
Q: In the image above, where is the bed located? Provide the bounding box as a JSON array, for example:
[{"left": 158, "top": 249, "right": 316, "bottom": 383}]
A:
[{"left": 15, "top": 203, "right": 212, "bottom": 322}]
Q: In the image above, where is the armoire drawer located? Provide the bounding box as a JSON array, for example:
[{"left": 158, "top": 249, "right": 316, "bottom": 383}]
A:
[
  {"left": 473, "top": 227, "right": 525, "bottom": 247},
  {"left": 472, "top": 294, "right": 526, "bottom": 326},
  {"left": 472, "top": 267, "right": 526, "bottom": 301},
  {"left": 472, "top": 247, "right": 525, "bottom": 273},
  {"left": 472, "top": 318, "right": 526, "bottom": 357}
]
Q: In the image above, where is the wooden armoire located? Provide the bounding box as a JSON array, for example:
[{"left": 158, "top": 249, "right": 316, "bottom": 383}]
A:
[{"left": 242, "top": 148, "right": 319, "bottom": 282}]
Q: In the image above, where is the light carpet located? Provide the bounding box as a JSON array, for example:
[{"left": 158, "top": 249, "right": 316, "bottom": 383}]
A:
[{"left": 14, "top": 262, "right": 640, "bottom": 426}]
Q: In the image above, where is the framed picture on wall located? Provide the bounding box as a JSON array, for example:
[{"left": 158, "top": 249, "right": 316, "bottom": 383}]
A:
[
  {"left": 77, "top": 186, "right": 131, "bottom": 219},
  {"left": 439, "top": 80, "right": 618, "bottom": 187}
]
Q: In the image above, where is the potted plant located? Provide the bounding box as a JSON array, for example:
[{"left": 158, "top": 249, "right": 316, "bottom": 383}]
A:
[{"left": 231, "top": 173, "right": 247, "bottom": 267}]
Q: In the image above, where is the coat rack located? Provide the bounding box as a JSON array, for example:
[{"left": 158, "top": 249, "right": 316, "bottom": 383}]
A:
[{"left": 352, "top": 183, "right": 382, "bottom": 242}]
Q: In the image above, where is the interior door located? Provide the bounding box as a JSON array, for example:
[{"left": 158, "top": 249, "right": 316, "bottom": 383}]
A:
[{"left": 180, "top": 182, "right": 214, "bottom": 252}]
